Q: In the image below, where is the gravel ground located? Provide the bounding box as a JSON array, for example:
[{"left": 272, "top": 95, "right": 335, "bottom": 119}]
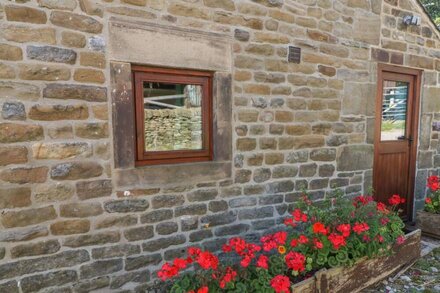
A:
[{"left": 366, "top": 237, "right": 440, "bottom": 293}]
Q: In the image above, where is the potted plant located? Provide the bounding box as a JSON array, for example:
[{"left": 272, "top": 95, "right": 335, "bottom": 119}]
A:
[
  {"left": 155, "top": 192, "right": 420, "bottom": 293},
  {"left": 417, "top": 175, "right": 440, "bottom": 239}
]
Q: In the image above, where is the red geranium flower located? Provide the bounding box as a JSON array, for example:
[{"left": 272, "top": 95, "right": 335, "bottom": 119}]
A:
[
  {"left": 257, "top": 255, "right": 269, "bottom": 269},
  {"left": 353, "top": 195, "right": 373, "bottom": 207},
  {"left": 428, "top": 175, "right": 439, "bottom": 191},
  {"left": 388, "top": 194, "right": 405, "bottom": 205},
  {"left": 285, "top": 251, "right": 306, "bottom": 272},
  {"left": 197, "top": 251, "right": 219, "bottom": 270},
  {"left": 197, "top": 287, "right": 209, "bottom": 293},
  {"left": 312, "top": 222, "right": 327, "bottom": 235},
  {"left": 328, "top": 233, "right": 346, "bottom": 250},
  {"left": 298, "top": 235, "right": 308, "bottom": 244},
  {"left": 336, "top": 224, "right": 351, "bottom": 238},
  {"left": 313, "top": 238, "right": 324, "bottom": 249},
  {"left": 396, "top": 235, "right": 405, "bottom": 245},
  {"left": 270, "top": 275, "right": 291, "bottom": 293},
  {"left": 376, "top": 202, "right": 388, "bottom": 213},
  {"left": 353, "top": 222, "right": 370, "bottom": 235},
  {"left": 219, "top": 267, "right": 237, "bottom": 289},
  {"left": 425, "top": 197, "right": 432, "bottom": 204}
]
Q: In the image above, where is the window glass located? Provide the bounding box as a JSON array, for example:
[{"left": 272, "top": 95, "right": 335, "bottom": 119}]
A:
[
  {"left": 381, "top": 80, "right": 408, "bottom": 141},
  {"left": 143, "top": 81, "right": 203, "bottom": 152}
]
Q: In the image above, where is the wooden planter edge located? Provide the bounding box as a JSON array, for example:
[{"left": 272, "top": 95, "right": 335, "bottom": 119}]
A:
[
  {"left": 291, "top": 229, "right": 421, "bottom": 293},
  {"left": 416, "top": 210, "right": 440, "bottom": 239}
]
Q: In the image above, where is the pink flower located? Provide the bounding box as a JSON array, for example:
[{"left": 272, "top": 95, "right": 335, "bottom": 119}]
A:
[{"left": 396, "top": 235, "right": 405, "bottom": 245}]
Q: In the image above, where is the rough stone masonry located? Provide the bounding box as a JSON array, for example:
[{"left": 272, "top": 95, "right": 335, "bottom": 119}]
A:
[{"left": 0, "top": 0, "right": 439, "bottom": 292}]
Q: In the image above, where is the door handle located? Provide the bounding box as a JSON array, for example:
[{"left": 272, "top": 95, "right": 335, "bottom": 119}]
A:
[{"left": 398, "top": 136, "right": 413, "bottom": 142}]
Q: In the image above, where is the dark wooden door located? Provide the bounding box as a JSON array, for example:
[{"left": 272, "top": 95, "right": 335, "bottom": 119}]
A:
[{"left": 373, "top": 65, "right": 421, "bottom": 221}]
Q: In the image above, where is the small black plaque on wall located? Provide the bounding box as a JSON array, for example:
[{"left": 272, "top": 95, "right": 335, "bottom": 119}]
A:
[{"left": 288, "top": 46, "right": 301, "bottom": 63}]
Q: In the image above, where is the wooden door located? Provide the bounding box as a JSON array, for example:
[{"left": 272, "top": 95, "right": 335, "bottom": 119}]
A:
[{"left": 373, "top": 65, "right": 422, "bottom": 221}]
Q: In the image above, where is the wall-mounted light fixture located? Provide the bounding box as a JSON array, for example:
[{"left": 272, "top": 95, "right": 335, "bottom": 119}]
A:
[{"left": 403, "top": 15, "right": 421, "bottom": 26}]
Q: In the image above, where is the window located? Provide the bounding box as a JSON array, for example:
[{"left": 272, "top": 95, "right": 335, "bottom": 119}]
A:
[{"left": 132, "top": 66, "right": 213, "bottom": 165}]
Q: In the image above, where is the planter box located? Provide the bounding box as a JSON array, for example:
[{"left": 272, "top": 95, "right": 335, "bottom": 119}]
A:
[
  {"left": 417, "top": 210, "right": 440, "bottom": 239},
  {"left": 291, "top": 230, "right": 421, "bottom": 293}
]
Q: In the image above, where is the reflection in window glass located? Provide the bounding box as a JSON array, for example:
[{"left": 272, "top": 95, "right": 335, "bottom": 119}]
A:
[
  {"left": 143, "top": 81, "right": 202, "bottom": 151},
  {"left": 381, "top": 81, "right": 408, "bottom": 141}
]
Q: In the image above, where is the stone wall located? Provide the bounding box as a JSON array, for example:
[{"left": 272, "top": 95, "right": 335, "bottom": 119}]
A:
[
  {"left": 0, "top": 0, "right": 439, "bottom": 292},
  {"left": 144, "top": 108, "right": 202, "bottom": 151}
]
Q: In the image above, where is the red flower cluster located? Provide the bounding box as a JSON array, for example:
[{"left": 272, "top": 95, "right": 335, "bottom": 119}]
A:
[
  {"left": 388, "top": 194, "right": 405, "bottom": 206},
  {"left": 261, "top": 231, "right": 287, "bottom": 252},
  {"left": 352, "top": 222, "right": 370, "bottom": 235},
  {"left": 292, "top": 209, "right": 308, "bottom": 222},
  {"left": 256, "top": 255, "right": 269, "bottom": 269},
  {"left": 428, "top": 175, "right": 439, "bottom": 191},
  {"left": 285, "top": 251, "right": 306, "bottom": 272},
  {"left": 336, "top": 224, "right": 351, "bottom": 237},
  {"left": 270, "top": 275, "right": 291, "bottom": 293},
  {"left": 312, "top": 222, "right": 328, "bottom": 235},
  {"left": 353, "top": 195, "right": 374, "bottom": 208},
  {"left": 426, "top": 197, "right": 432, "bottom": 204},
  {"left": 219, "top": 267, "right": 237, "bottom": 289},
  {"left": 188, "top": 287, "right": 209, "bottom": 293},
  {"left": 376, "top": 202, "right": 388, "bottom": 213},
  {"left": 328, "top": 233, "right": 346, "bottom": 250},
  {"left": 222, "top": 237, "right": 261, "bottom": 268},
  {"left": 157, "top": 257, "right": 191, "bottom": 281}
]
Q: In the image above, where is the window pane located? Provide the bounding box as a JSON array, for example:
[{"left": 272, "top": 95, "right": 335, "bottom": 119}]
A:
[
  {"left": 381, "top": 80, "right": 408, "bottom": 141},
  {"left": 143, "top": 81, "right": 203, "bottom": 151}
]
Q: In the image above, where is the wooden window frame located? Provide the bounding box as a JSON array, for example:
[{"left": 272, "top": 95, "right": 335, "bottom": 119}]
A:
[{"left": 132, "top": 66, "right": 213, "bottom": 166}]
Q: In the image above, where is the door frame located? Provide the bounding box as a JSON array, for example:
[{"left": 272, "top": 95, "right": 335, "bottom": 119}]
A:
[{"left": 373, "top": 64, "right": 422, "bottom": 221}]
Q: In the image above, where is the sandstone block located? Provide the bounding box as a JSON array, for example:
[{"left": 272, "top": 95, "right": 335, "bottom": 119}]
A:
[
  {"left": 11, "top": 240, "right": 60, "bottom": 258},
  {"left": 50, "top": 11, "right": 103, "bottom": 33},
  {"left": 408, "top": 55, "right": 434, "bottom": 70},
  {"left": 140, "top": 210, "right": 173, "bottom": 224},
  {"left": 0, "top": 166, "right": 47, "bottom": 184},
  {"left": 96, "top": 215, "right": 137, "bottom": 229},
  {"left": 292, "top": 135, "right": 325, "bottom": 149},
  {"left": 0, "top": 44, "right": 23, "bottom": 61},
  {"left": 50, "top": 161, "right": 103, "bottom": 180},
  {"left": 5, "top": 5, "right": 47, "bottom": 24},
  {"left": 79, "top": 0, "right": 104, "bottom": 17},
  {"left": 64, "top": 231, "right": 120, "bottom": 248},
  {"left": 29, "top": 104, "right": 88, "bottom": 121},
  {"left": 43, "top": 83, "right": 107, "bottom": 102},
  {"left": 60, "top": 202, "right": 103, "bottom": 218},
  {"left": 0, "top": 226, "right": 48, "bottom": 242},
  {"left": 234, "top": 29, "right": 250, "bottom": 41},
  {"left": 167, "top": 3, "right": 209, "bottom": 20},
  {"left": 0, "top": 63, "right": 15, "bottom": 79},
  {"left": 273, "top": 166, "right": 298, "bottom": 178},
  {"left": 38, "top": 0, "right": 77, "bottom": 10},
  {"left": 61, "top": 31, "right": 86, "bottom": 48},
  {"left": 77, "top": 179, "right": 112, "bottom": 200},
  {"left": 124, "top": 225, "right": 154, "bottom": 241},
  {"left": 204, "top": 0, "right": 235, "bottom": 10},
  {"left": 310, "top": 148, "right": 336, "bottom": 161},
  {"left": 151, "top": 194, "right": 185, "bottom": 209},
  {"left": 234, "top": 169, "right": 252, "bottom": 183},
  {"left": 175, "top": 204, "right": 207, "bottom": 217},
  {"left": 0, "top": 81, "right": 40, "bottom": 101},
  {"left": 74, "top": 122, "right": 108, "bottom": 139},
  {"left": 27, "top": 46, "right": 77, "bottom": 64},
  {"left": 0, "top": 250, "right": 89, "bottom": 281},
  {"left": 1, "top": 26, "right": 55, "bottom": 44},
  {"left": 0, "top": 146, "right": 28, "bottom": 166},
  {"left": 188, "top": 189, "right": 218, "bottom": 202},
  {"left": 337, "top": 145, "right": 373, "bottom": 171},
  {"left": 35, "top": 183, "right": 74, "bottom": 203},
  {"left": 32, "top": 142, "right": 91, "bottom": 160},
  {"left": 18, "top": 64, "right": 71, "bottom": 81},
  {"left": 125, "top": 254, "right": 161, "bottom": 271},
  {"left": 80, "top": 259, "right": 123, "bottom": 279},
  {"left": 299, "top": 163, "right": 318, "bottom": 177},
  {"left": 104, "top": 199, "right": 149, "bottom": 213},
  {"left": 80, "top": 52, "right": 105, "bottom": 68},
  {"left": 74, "top": 68, "right": 105, "bottom": 84},
  {"left": 0, "top": 187, "right": 31, "bottom": 209},
  {"left": 156, "top": 222, "right": 178, "bottom": 235},
  {"left": 21, "top": 270, "right": 77, "bottom": 293},
  {"left": 92, "top": 244, "right": 140, "bottom": 259},
  {"left": 51, "top": 219, "right": 90, "bottom": 236},
  {"left": 1, "top": 206, "right": 56, "bottom": 228},
  {"left": 236, "top": 138, "right": 257, "bottom": 151}
]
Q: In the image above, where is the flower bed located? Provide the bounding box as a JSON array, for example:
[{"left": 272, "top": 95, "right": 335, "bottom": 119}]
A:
[
  {"left": 158, "top": 192, "right": 417, "bottom": 293},
  {"left": 418, "top": 175, "right": 440, "bottom": 239}
]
